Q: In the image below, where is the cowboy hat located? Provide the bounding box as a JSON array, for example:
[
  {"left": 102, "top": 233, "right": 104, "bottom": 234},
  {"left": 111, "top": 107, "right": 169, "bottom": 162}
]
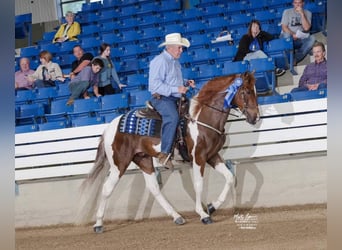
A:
[{"left": 158, "top": 33, "right": 190, "bottom": 48}]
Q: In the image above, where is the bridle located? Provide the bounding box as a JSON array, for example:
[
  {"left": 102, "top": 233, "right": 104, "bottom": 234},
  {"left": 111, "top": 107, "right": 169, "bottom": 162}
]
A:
[{"left": 186, "top": 82, "right": 254, "bottom": 135}]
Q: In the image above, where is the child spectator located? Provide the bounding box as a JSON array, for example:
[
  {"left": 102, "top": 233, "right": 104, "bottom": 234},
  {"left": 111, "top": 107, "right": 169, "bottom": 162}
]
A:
[{"left": 66, "top": 58, "right": 104, "bottom": 105}]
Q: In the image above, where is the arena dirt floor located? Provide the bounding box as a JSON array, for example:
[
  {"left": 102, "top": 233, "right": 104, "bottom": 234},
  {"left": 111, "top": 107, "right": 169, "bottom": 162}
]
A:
[{"left": 15, "top": 204, "right": 326, "bottom": 250}]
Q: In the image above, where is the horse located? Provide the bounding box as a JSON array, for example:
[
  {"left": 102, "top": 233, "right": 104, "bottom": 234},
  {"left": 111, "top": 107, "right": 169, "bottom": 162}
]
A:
[{"left": 75, "top": 71, "right": 260, "bottom": 233}]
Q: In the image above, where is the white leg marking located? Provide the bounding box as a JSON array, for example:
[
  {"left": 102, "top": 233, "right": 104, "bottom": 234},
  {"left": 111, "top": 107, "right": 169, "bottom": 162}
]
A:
[
  {"left": 94, "top": 167, "right": 120, "bottom": 227},
  {"left": 211, "top": 162, "right": 234, "bottom": 210},
  {"left": 94, "top": 117, "right": 121, "bottom": 228},
  {"left": 143, "top": 172, "right": 182, "bottom": 220}
]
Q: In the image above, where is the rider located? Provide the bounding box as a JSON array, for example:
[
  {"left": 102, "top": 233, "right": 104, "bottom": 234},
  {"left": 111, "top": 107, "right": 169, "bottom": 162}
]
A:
[{"left": 148, "top": 33, "right": 195, "bottom": 170}]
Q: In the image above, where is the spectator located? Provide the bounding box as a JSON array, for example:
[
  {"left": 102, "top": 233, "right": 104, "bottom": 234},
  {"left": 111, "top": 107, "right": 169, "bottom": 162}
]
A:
[
  {"left": 280, "top": 0, "right": 316, "bottom": 64},
  {"left": 27, "top": 50, "right": 65, "bottom": 88},
  {"left": 15, "top": 57, "right": 35, "bottom": 90},
  {"left": 291, "top": 41, "right": 327, "bottom": 92},
  {"left": 53, "top": 11, "right": 80, "bottom": 43},
  {"left": 66, "top": 58, "right": 104, "bottom": 105},
  {"left": 148, "top": 33, "right": 195, "bottom": 170},
  {"left": 94, "top": 43, "right": 126, "bottom": 95},
  {"left": 233, "top": 20, "right": 286, "bottom": 77},
  {"left": 69, "top": 45, "right": 94, "bottom": 79}
]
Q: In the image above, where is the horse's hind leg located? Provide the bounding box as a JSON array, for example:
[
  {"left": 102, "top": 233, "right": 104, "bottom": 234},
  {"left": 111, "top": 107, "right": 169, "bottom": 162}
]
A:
[
  {"left": 93, "top": 167, "right": 120, "bottom": 233},
  {"left": 207, "top": 156, "right": 234, "bottom": 216},
  {"left": 136, "top": 155, "right": 185, "bottom": 225},
  {"left": 142, "top": 172, "right": 185, "bottom": 225}
]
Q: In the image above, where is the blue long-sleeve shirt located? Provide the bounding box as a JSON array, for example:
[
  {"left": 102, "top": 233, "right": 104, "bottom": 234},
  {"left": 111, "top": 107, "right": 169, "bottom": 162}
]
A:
[{"left": 148, "top": 50, "right": 184, "bottom": 98}]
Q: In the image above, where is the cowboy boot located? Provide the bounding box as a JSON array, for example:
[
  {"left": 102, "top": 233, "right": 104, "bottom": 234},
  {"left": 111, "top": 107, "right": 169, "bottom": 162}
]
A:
[{"left": 157, "top": 153, "right": 174, "bottom": 170}]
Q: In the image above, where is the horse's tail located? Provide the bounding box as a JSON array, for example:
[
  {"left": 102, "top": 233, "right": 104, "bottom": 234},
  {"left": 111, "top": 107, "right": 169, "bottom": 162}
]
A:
[{"left": 75, "top": 135, "right": 110, "bottom": 225}]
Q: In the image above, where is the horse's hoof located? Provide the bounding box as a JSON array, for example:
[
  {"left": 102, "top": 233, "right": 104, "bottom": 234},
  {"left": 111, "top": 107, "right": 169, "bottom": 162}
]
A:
[
  {"left": 201, "top": 217, "right": 213, "bottom": 224},
  {"left": 174, "top": 217, "right": 186, "bottom": 225},
  {"left": 93, "top": 226, "right": 104, "bottom": 233},
  {"left": 207, "top": 203, "right": 216, "bottom": 216}
]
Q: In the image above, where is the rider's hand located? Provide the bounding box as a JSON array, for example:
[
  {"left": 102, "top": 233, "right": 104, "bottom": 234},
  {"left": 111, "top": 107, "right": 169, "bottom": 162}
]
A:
[
  {"left": 178, "top": 86, "right": 188, "bottom": 94},
  {"left": 186, "top": 79, "right": 196, "bottom": 88}
]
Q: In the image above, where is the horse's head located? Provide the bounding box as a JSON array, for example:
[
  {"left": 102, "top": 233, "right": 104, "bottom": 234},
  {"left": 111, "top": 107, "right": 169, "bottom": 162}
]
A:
[{"left": 233, "top": 71, "right": 260, "bottom": 125}]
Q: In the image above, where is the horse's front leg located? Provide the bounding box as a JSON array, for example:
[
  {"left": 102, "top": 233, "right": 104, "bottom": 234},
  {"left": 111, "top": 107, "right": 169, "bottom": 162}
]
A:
[
  {"left": 193, "top": 162, "right": 213, "bottom": 224},
  {"left": 207, "top": 154, "right": 235, "bottom": 216}
]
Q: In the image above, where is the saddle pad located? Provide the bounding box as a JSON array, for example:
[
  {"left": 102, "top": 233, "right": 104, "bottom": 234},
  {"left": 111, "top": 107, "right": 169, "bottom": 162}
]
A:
[{"left": 119, "top": 109, "right": 161, "bottom": 137}]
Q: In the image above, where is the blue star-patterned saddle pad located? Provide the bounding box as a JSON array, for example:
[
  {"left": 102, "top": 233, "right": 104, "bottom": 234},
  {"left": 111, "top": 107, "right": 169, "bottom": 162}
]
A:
[{"left": 119, "top": 109, "right": 161, "bottom": 137}]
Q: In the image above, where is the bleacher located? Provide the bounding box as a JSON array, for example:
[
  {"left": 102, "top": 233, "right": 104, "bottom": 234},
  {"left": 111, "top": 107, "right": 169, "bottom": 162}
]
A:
[{"left": 15, "top": 0, "right": 327, "bottom": 133}]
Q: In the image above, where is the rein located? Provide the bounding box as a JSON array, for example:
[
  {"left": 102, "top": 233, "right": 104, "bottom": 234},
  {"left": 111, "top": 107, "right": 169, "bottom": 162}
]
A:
[{"left": 186, "top": 83, "right": 250, "bottom": 135}]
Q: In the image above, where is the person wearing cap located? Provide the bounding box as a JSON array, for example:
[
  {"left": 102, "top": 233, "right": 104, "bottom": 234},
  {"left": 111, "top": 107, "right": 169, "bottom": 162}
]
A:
[
  {"left": 53, "top": 11, "right": 80, "bottom": 43},
  {"left": 148, "top": 33, "right": 195, "bottom": 170}
]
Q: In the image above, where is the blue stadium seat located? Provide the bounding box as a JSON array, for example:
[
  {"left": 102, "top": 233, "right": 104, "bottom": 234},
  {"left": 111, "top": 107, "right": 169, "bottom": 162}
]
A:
[
  {"left": 264, "top": 37, "right": 295, "bottom": 75},
  {"left": 59, "top": 54, "right": 75, "bottom": 68},
  {"left": 290, "top": 89, "right": 327, "bottom": 101},
  {"left": 159, "top": 0, "right": 182, "bottom": 12},
  {"left": 253, "top": 10, "right": 277, "bottom": 24},
  {"left": 102, "top": 0, "right": 120, "bottom": 9},
  {"left": 39, "top": 43, "right": 61, "bottom": 54},
  {"left": 162, "top": 23, "right": 186, "bottom": 34},
  {"left": 101, "top": 33, "right": 120, "bottom": 44},
  {"left": 71, "top": 116, "right": 105, "bottom": 127},
  {"left": 160, "top": 12, "right": 182, "bottom": 24},
  {"left": 119, "top": 59, "right": 142, "bottom": 73},
  {"left": 45, "top": 99, "right": 73, "bottom": 122},
  {"left": 196, "top": 64, "right": 223, "bottom": 81},
  {"left": 119, "top": 30, "right": 141, "bottom": 44},
  {"left": 214, "top": 45, "right": 238, "bottom": 62},
  {"left": 100, "top": 92, "right": 130, "bottom": 112},
  {"left": 15, "top": 124, "right": 38, "bottom": 134},
  {"left": 222, "top": 60, "right": 249, "bottom": 75},
  {"left": 206, "top": 17, "right": 230, "bottom": 31},
  {"left": 55, "top": 83, "right": 71, "bottom": 99},
  {"left": 191, "top": 48, "right": 216, "bottom": 65},
  {"left": 129, "top": 90, "right": 152, "bottom": 108},
  {"left": 125, "top": 74, "right": 148, "bottom": 91},
  {"left": 59, "top": 41, "right": 80, "bottom": 53},
  {"left": 69, "top": 97, "right": 101, "bottom": 118},
  {"left": 201, "top": 5, "right": 226, "bottom": 18},
  {"left": 119, "top": 5, "right": 139, "bottom": 18},
  {"left": 181, "top": 8, "right": 202, "bottom": 21},
  {"left": 188, "top": 33, "right": 212, "bottom": 48},
  {"left": 257, "top": 93, "right": 292, "bottom": 105},
  {"left": 140, "top": 27, "right": 163, "bottom": 42},
  {"left": 80, "top": 37, "right": 101, "bottom": 50},
  {"left": 136, "top": 2, "right": 159, "bottom": 16},
  {"left": 248, "top": 0, "right": 269, "bottom": 11},
  {"left": 79, "top": 24, "right": 100, "bottom": 38},
  {"left": 15, "top": 89, "right": 36, "bottom": 104},
  {"left": 38, "top": 120, "right": 68, "bottom": 131},
  {"left": 225, "top": 1, "right": 248, "bottom": 14},
  {"left": 98, "top": 9, "right": 117, "bottom": 21},
  {"left": 248, "top": 57, "right": 277, "bottom": 94},
  {"left": 16, "top": 103, "right": 45, "bottom": 125},
  {"left": 82, "top": 1, "right": 103, "bottom": 12},
  {"left": 229, "top": 13, "right": 253, "bottom": 28},
  {"left": 183, "top": 21, "right": 207, "bottom": 34},
  {"left": 20, "top": 46, "right": 40, "bottom": 58},
  {"left": 101, "top": 112, "right": 122, "bottom": 123}
]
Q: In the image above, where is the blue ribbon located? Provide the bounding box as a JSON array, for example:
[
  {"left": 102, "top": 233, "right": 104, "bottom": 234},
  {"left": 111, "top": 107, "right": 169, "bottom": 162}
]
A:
[{"left": 224, "top": 77, "right": 243, "bottom": 109}]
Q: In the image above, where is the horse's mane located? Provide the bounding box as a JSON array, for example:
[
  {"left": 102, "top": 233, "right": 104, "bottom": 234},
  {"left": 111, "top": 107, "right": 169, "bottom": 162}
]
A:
[{"left": 191, "top": 75, "right": 237, "bottom": 115}]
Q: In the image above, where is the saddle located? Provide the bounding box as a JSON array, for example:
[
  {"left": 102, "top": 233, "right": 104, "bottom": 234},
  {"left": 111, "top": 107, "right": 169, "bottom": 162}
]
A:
[{"left": 136, "top": 97, "right": 190, "bottom": 162}]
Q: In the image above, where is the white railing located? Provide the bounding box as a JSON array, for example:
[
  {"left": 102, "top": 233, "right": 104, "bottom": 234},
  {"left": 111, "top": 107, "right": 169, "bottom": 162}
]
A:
[{"left": 15, "top": 98, "right": 327, "bottom": 182}]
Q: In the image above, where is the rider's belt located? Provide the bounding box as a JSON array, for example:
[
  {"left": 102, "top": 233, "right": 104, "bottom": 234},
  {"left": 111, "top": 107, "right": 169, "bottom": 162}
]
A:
[{"left": 152, "top": 93, "right": 161, "bottom": 99}]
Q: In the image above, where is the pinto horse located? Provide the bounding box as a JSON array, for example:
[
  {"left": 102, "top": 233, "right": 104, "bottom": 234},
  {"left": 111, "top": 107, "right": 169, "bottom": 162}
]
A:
[{"left": 76, "top": 72, "right": 260, "bottom": 233}]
